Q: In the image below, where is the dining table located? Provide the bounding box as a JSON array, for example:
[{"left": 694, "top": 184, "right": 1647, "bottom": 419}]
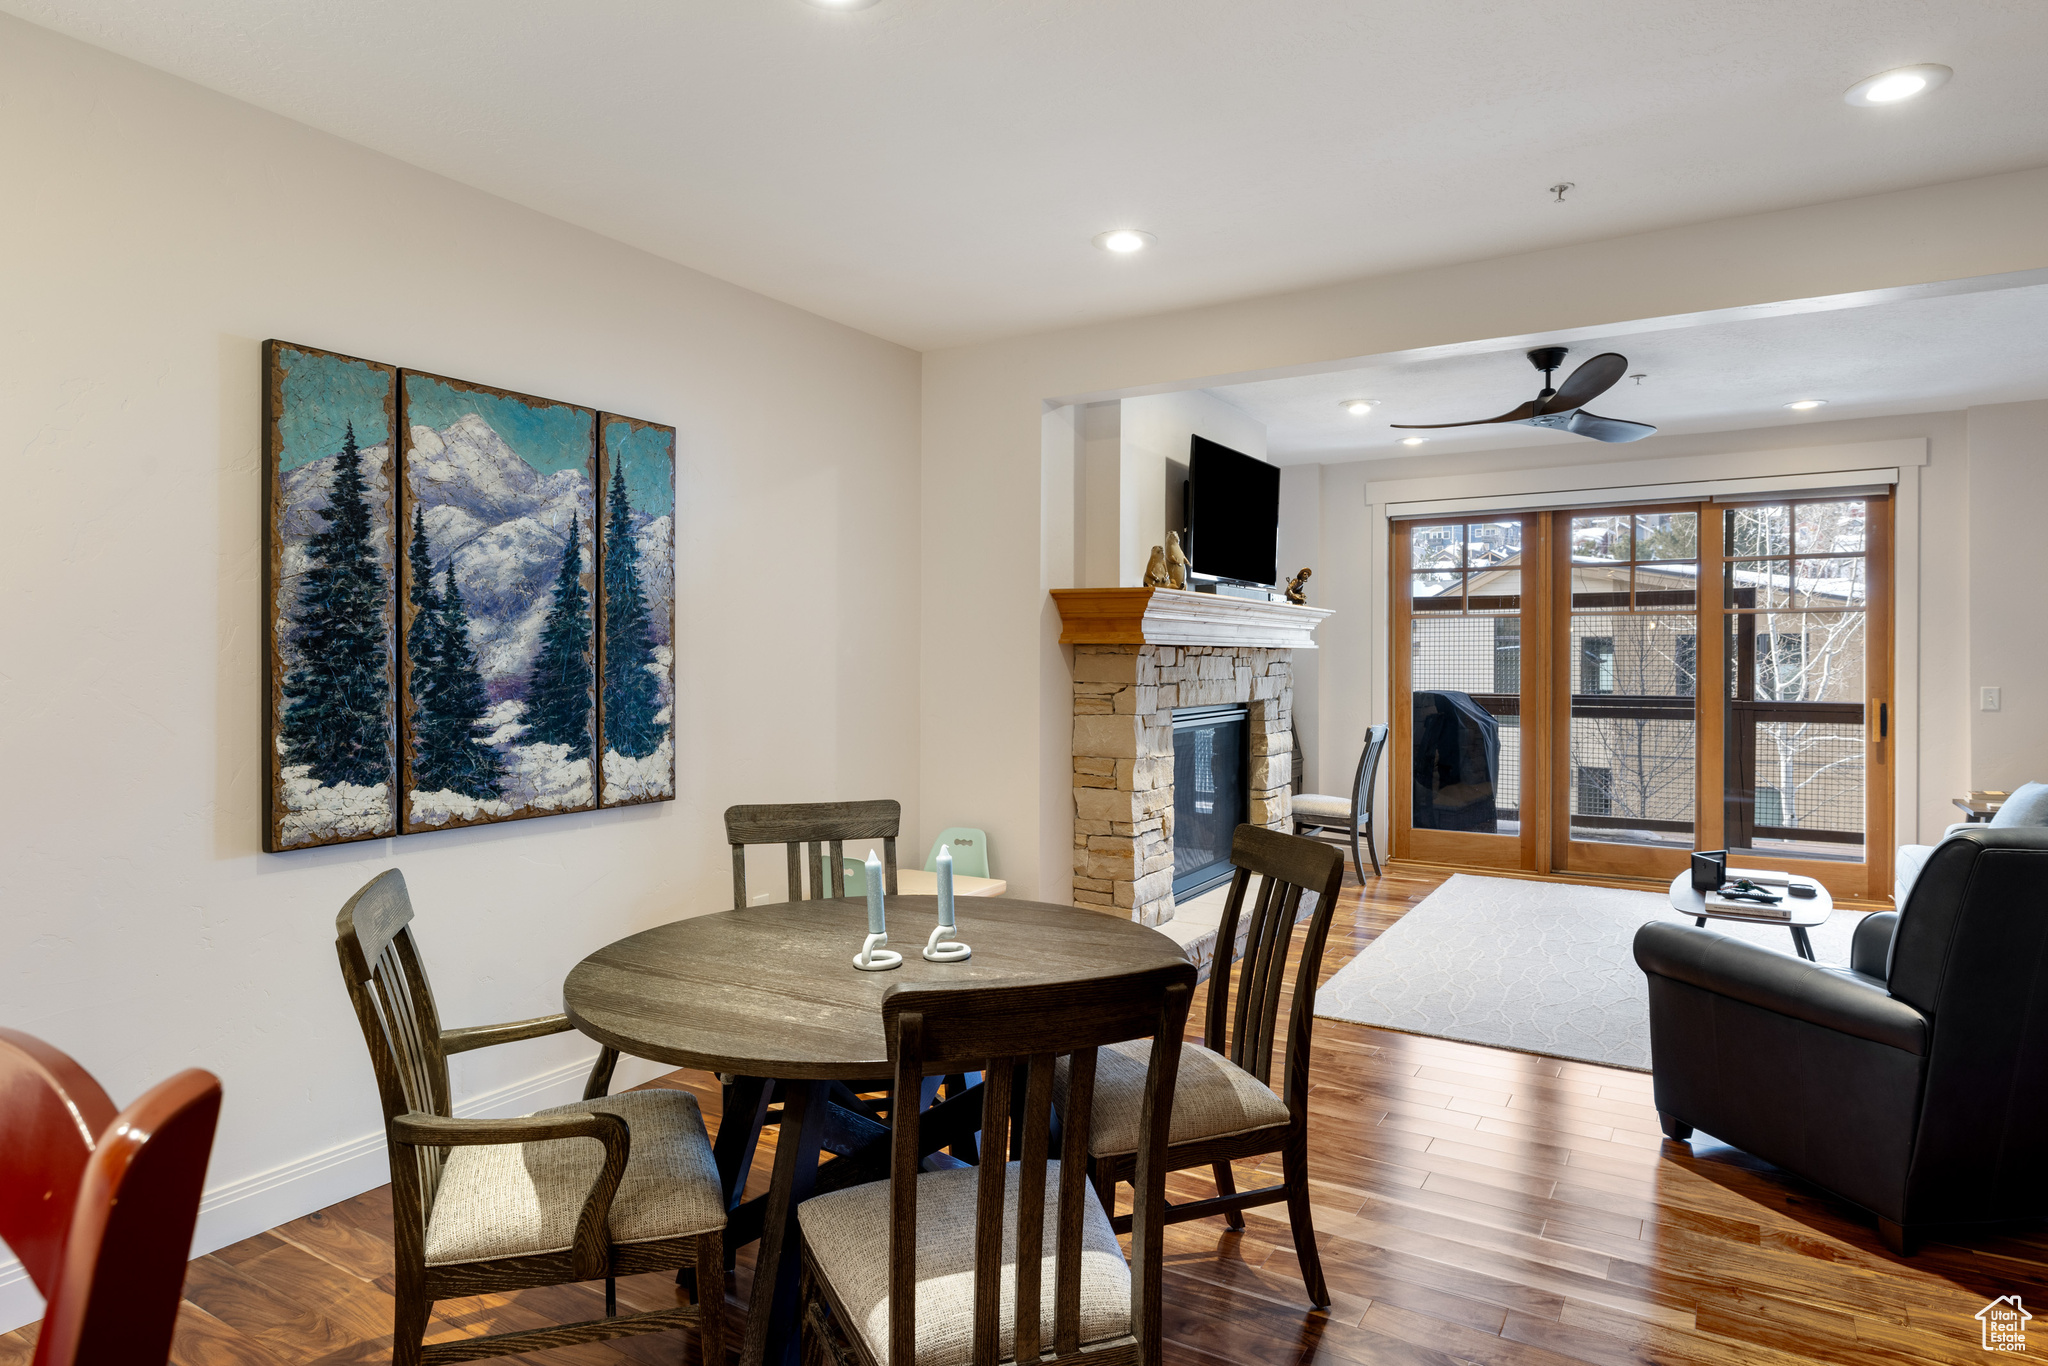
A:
[{"left": 561, "top": 894, "right": 1188, "bottom": 1366}]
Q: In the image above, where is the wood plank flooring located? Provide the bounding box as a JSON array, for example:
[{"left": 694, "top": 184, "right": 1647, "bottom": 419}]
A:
[{"left": 8, "top": 865, "right": 2044, "bottom": 1365}]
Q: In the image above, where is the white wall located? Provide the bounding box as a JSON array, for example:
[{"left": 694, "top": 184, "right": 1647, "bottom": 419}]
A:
[
  {"left": 920, "top": 166, "right": 2048, "bottom": 909},
  {"left": 1965, "top": 400, "right": 2048, "bottom": 789},
  {"left": 0, "top": 18, "right": 920, "bottom": 1329}
]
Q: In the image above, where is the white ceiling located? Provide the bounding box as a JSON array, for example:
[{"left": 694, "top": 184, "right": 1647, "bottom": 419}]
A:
[
  {"left": 8, "top": 0, "right": 2048, "bottom": 348},
  {"left": 1213, "top": 280, "right": 2048, "bottom": 463}
]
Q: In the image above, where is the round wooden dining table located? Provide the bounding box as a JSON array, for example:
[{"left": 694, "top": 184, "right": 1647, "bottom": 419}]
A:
[{"left": 561, "top": 895, "right": 1188, "bottom": 1366}]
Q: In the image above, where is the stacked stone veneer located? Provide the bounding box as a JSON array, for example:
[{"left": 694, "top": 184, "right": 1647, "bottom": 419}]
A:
[{"left": 1071, "top": 644, "right": 1294, "bottom": 927}]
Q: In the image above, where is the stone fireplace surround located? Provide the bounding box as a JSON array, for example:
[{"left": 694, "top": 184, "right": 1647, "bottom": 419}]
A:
[{"left": 1051, "top": 589, "right": 1334, "bottom": 930}]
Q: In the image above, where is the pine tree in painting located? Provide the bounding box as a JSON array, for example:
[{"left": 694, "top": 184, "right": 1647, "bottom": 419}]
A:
[
  {"left": 280, "top": 421, "right": 390, "bottom": 788},
  {"left": 404, "top": 505, "right": 444, "bottom": 723},
  {"left": 417, "top": 563, "right": 503, "bottom": 799},
  {"left": 524, "top": 518, "right": 593, "bottom": 759},
  {"left": 601, "top": 466, "right": 663, "bottom": 758}
]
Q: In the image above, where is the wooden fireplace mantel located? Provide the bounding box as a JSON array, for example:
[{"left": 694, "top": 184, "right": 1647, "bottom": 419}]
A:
[{"left": 1050, "top": 587, "right": 1332, "bottom": 650}]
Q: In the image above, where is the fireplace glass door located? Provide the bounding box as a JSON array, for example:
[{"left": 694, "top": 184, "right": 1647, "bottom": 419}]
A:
[{"left": 1172, "top": 705, "right": 1248, "bottom": 898}]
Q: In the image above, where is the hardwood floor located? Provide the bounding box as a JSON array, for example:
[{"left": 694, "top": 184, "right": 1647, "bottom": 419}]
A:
[{"left": 7, "top": 865, "right": 2043, "bottom": 1365}]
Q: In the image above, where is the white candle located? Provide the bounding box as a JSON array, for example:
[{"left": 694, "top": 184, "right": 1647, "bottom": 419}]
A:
[
  {"left": 865, "top": 849, "right": 885, "bottom": 936},
  {"left": 937, "top": 845, "right": 955, "bottom": 928}
]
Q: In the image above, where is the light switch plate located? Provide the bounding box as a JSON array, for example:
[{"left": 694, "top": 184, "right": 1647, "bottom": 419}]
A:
[{"left": 1982, "top": 686, "right": 2002, "bottom": 712}]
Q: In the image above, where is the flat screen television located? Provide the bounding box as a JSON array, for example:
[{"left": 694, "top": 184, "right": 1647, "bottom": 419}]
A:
[{"left": 1187, "top": 435, "right": 1280, "bottom": 586}]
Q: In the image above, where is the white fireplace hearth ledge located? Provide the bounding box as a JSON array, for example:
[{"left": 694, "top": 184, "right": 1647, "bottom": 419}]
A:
[{"left": 1051, "top": 588, "right": 1333, "bottom": 929}]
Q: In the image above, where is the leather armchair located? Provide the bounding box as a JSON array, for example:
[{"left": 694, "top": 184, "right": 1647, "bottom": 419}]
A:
[{"left": 1634, "top": 828, "right": 2048, "bottom": 1254}]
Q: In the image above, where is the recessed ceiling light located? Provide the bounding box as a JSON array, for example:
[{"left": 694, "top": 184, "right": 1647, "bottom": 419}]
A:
[
  {"left": 804, "top": 0, "right": 881, "bottom": 9},
  {"left": 1785, "top": 399, "right": 1828, "bottom": 411},
  {"left": 1844, "top": 64, "right": 1951, "bottom": 107},
  {"left": 1093, "top": 229, "right": 1154, "bottom": 254},
  {"left": 1400, "top": 437, "right": 1428, "bottom": 447},
  {"left": 1340, "top": 399, "right": 1374, "bottom": 416}
]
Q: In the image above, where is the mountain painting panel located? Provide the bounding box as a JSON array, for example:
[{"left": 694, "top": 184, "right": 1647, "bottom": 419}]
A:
[
  {"left": 398, "top": 372, "right": 598, "bottom": 831},
  {"left": 597, "top": 415, "right": 676, "bottom": 807},
  {"left": 263, "top": 341, "right": 400, "bottom": 851}
]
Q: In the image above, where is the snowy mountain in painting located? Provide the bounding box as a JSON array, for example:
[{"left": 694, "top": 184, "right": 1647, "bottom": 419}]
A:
[{"left": 407, "top": 415, "right": 592, "bottom": 698}]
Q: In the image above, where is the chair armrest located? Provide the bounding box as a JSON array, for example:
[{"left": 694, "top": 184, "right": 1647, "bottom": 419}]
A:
[
  {"left": 391, "top": 1109, "right": 628, "bottom": 1279},
  {"left": 1851, "top": 912, "right": 1898, "bottom": 979},
  {"left": 1634, "top": 922, "right": 1927, "bottom": 1055},
  {"left": 1942, "top": 821, "right": 1978, "bottom": 840},
  {"left": 440, "top": 1013, "right": 573, "bottom": 1055}
]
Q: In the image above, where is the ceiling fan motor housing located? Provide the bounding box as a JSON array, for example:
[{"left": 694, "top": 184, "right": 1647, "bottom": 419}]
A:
[{"left": 1527, "top": 346, "right": 1570, "bottom": 373}]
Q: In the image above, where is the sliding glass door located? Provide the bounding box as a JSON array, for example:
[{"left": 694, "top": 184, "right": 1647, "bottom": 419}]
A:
[
  {"left": 1391, "top": 496, "right": 1892, "bottom": 900},
  {"left": 1391, "top": 515, "right": 1540, "bottom": 869},
  {"left": 1553, "top": 506, "right": 1702, "bottom": 880}
]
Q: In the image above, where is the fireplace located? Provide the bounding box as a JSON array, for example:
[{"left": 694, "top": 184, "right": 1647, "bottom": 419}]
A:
[
  {"left": 1172, "top": 705, "right": 1248, "bottom": 898},
  {"left": 1052, "top": 587, "right": 1331, "bottom": 928}
]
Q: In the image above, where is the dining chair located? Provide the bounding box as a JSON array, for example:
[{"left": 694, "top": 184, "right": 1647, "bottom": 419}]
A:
[
  {"left": 1292, "top": 724, "right": 1389, "bottom": 879},
  {"left": 334, "top": 869, "right": 726, "bottom": 1366},
  {"left": 0, "top": 1028, "right": 221, "bottom": 1366},
  {"left": 797, "top": 962, "right": 1196, "bottom": 1366},
  {"left": 726, "top": 799, "right": 900, "bottom": 908},
  {"left": 923, "top": 826, "right": 991, "bottom": 879},
  {"left": 1063, "top": 824, "right": 1346, "bottom": 1308}
]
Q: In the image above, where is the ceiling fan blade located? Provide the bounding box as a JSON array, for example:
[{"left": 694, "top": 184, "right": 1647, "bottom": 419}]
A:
[
  {"left": 1566, "top": 410, "right": 1657, "bottom": 443},
  {"left": 1390, "top": 401, "right": 1539, "bottom": 430},
  {"left": 1542, "top": 352, "right": 1628, "bottom": 413}
]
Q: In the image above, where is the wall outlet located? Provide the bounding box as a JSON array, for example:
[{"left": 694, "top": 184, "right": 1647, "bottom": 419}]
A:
[{"left": 1982, "top": 686, "right": 2002, "bottom": 712}]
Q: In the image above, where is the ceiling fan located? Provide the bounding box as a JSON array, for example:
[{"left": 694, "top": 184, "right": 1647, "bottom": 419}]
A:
[{"left": 1392, "top": 347, "right": 1656, "bottom": 443}]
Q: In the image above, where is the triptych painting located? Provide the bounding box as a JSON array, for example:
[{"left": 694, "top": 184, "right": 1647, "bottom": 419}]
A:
[{"left": 264, "top": 341, "right": 676, "bottom": 852}]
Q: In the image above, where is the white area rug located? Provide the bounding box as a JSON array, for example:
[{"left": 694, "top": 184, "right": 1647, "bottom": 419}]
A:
[{"left": 1315, "top": 873, "right": 1865, "bottom": 1071}]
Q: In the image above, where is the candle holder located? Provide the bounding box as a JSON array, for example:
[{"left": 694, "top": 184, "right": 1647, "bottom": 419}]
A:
[
  {"left": 922, "top": 924, "right": 971, "bottom": 962},
  {"left": 853, "top": 933, "right": 903, "bottom": 971}
]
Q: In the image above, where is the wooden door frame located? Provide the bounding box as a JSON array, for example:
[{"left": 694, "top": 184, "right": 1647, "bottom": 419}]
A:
[
  {"left": 1389, "top": 513, "right": 1545, "bottom": 872},
  {"left": 1549, "top": 501, "right": 1711, "bottom": 883}
]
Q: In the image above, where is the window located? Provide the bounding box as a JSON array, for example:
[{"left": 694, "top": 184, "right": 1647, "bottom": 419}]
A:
[
  {"left": 1674, "top": 633, "right": 1698, "bottom": 696},
  {"left": 1579, "top": 637, "right": 1615, "bottom": 695},
  {"left": 1577, "top": 766, "right": 1613, "bottom": 816},
  {"left": 1492, "top": 617, "right": 1521, "bottom": 694}
]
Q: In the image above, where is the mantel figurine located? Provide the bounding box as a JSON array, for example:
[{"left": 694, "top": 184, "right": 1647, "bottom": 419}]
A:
[
  {"left": 1286, "top": 566, "right": 1313, "bottom": 605},
  {"left": 1165, "top": 531, "right": 1189, "bottom": 590},
  {"left": 1143, "top": 545, "right": 1170, "bottom": 587}
]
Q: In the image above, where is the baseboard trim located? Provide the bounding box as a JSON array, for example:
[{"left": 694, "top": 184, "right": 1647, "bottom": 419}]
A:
[{"left": 0, "top": 1050, "right": 672, "bottom": 1334}]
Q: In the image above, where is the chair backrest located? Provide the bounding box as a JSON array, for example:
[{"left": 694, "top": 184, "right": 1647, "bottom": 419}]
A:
[
  {"left": 0, "top": 1029, "right": 220, "bottom": 1366},
  {"left": 1882, "top": 828, "right": 2048, "bottom": 1219},
  {"left": 1205, "top": 825, "right": 1347, "bottom": 1115},
  {"left": 724, "top": 800, "right": 900, "bottom": 909},
  {"left": 925, "top": 827, "right": 991, "bottom": 878},
  {"left": 1351, "top": 725, "right": 1389, "bottom": 825},
  {"left": 335, "top": 869, "right": 456, "bottom": 1224},
  {"left": 879, "top": 964, "right": 1194, "bottom": 1366}
]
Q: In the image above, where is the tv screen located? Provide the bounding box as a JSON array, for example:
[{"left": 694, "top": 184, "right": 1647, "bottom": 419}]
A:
[{"left": 1187, "top": 435, "right": 1280, "bottom": 585}]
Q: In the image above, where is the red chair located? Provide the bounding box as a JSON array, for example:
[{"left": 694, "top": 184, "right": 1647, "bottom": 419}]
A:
[{"left": 0, "top": 1029, "right": 220, "bottom": 1366}]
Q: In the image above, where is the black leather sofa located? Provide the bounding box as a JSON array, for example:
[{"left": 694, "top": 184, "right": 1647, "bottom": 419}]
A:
[{"left": 1634, "top": 827, "right": 2048, "bottom": 1254}]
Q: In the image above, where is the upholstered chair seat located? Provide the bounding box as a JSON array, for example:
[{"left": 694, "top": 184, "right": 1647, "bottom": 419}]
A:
[
  {"left": 424, "top": 1089, "right": 724, "bottom": 1266},
  {"left": 1288, "top": 793, "right": 1352, "bottom": 822},
  {"left": 1055, "top": 1040, "right": 1290, "bottom": 1158},
  {"left": 799, "top": 1163, "right": 1132, "bottom": 1366}
]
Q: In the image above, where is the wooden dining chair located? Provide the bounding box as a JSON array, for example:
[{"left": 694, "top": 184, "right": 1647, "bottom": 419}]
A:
[
  {"left": 1066, "top": 824, "right": 1346, "bottom": 1309},
  {"left": 334, "top": 869, "right": 726, "bottom": 1366},
  {"left": 797, "top": 962, "right": 1195, "bottom": 1366},
  {"left": 726, "top": 799, "right": 901, "bottom": 908},
  {"left": 1293, "top": 724, "right": 1389, "bottom": 879},
  {"left": 0, "top": 1028, "right": 221, "bottom": 1366}
]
